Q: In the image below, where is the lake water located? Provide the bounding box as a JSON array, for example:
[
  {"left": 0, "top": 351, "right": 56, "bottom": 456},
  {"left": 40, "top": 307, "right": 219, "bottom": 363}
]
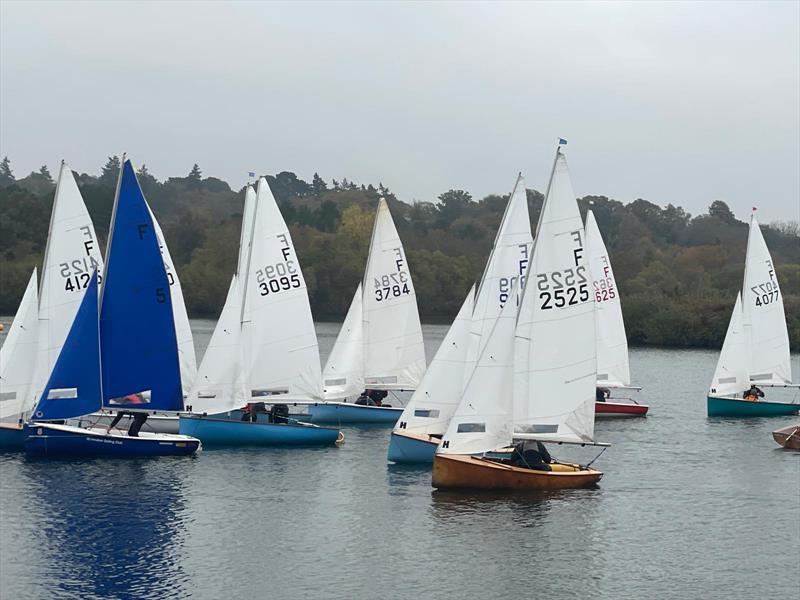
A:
[{"left": 1, "top": 319, "right": 798, "bottom": 599}]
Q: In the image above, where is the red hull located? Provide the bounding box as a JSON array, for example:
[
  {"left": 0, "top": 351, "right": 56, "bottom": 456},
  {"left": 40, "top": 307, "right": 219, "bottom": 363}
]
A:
[{"left": 595, "top": 401, "right": 649, "bottom": 418}]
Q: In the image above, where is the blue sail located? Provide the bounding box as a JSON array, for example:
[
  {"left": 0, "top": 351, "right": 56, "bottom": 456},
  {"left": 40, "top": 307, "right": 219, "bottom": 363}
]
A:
[
  {"left": 32, "top": 272, "right": 101, "bottom": 421},
  {"left": 100, "top": 160, "right": 183, "bottom": 412}
]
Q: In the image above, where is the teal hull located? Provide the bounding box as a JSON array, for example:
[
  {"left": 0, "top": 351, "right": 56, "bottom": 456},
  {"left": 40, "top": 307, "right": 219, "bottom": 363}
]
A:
[
  {"left": 307, "top": 402, "right": 402, "bottom": 425},
  {"left": 0, "top": 424, "right": 26, "bottom": 450},
  {"left": 179, "top": 415, "right": 341, "bottom": 446},
  {"left": 387, "top": 431, "right": 439, "bottom": 463},
  {"left": 707, "top": 396, "right": 800, "bottom": 417}
]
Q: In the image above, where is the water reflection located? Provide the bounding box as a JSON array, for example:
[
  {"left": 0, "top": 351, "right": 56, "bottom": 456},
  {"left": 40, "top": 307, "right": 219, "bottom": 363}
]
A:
[{"left": 22, "top": 457, "right": 192, "bottom": 600}]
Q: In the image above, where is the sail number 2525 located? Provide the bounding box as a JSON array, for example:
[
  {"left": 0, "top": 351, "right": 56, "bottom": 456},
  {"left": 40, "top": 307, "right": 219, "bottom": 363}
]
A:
[{"left": 537, "top": 266, "right": 589, "bottom": 310}]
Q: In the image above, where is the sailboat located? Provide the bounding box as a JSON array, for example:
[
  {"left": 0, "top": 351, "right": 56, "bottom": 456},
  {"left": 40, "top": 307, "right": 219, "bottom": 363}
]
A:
[
  {"left": 707, "top": 213, "right": 797, "bottom": 417},
  {"left": 387, "top": 173, "right": 533, "bottom": 462},
  {"left": 25, "top": 159, "right": 201, "bottom": 457},
  {"left": 81, "top": 207, "right": 197, "bottom": 434},
  {"left": 0, "top": 162, "right": 106, "bottom": 448},
  {"left": 772, "top": 424, "right": 800, "bottom": 449},
  {"left": 308, "top": 198, "right": 426, "bottom": 424},
  {"left": 179, "top": 178, "right": 342, "bottom": 445},
  {"left": 0, "top": 270, "right": 39, "bottom": 447},
  {"left": 432, "top": 147, "right": 605, "bottom": 490},
  {"left": 585, "top": 209, "right": 648, "bottom": 418}
]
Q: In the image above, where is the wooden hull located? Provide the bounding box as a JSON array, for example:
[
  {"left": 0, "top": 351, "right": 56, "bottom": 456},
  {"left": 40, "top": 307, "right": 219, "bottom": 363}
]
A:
[
  {"left": 772, "top": 425, "right": 800, "bottom": 450},
  {"left": 432, "top": 453, "right": 602, "bottom": 491},
  {"left": 595, "top": 401, "right": 649, "bottom": 418},
  {"left": 707, "top": 396, "right": 800, "bottom": 417}
]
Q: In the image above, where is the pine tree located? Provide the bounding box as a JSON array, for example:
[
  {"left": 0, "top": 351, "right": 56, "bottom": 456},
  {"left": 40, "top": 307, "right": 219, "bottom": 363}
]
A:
[
  {"left": 187, "top": 163, "right": 202, "bottom": 189},
  {"left": 38, "top": 165, "right": 53, "bottom": 183},
  {"left": 100, "top": 156, "right": 121, "bottom": 185},
  {"left": 0, "top": 156, "right": 14, "bottom": 186},
  {"left": 311, "top": 172, "right": 328, "bottom": 196}
]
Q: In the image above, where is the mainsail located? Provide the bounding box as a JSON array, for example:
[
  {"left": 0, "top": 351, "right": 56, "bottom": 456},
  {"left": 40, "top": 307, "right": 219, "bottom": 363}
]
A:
[
  {"left": 393, "top": 284, "right": 475, "bottom": 436},
  {"left": 100, "top": 160, "right": 183, "bottom": 412},
  {"left": 741, "top": 214, "right": 792, "bottom": 385},
  {"left": 243, "top": 177, "right": 322, "bottom": 400},
  {"left": 0, "top": 270, "right": 39, "bottom": 421},
  {"left": 35, "top": 162, "right": 104, "bottom": 398},
  {"left": 585, "top": 209, "right": 631, "bottom": 388},
  {"left": 709, "top": 293, "right": 750, "bottom": 396},
  {"left": 513, "top": 150, "right": 597, "bottom": 444},
  {"left": 149, "top": 207, "right": 197, "bottom": 392},
  {"left": 322, "top": 283, "right": 364, "bottom": 400},
  {"left": 362, "top": 199, "right": 426, "bottom": 390}
]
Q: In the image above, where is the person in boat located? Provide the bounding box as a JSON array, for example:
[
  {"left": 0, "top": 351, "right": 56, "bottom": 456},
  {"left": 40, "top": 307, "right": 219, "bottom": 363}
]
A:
[
  {"left": 368, "top": 389, "right": 388, "bottom": 407},
  {"left": 595, "top": 387, "right": 610, "bottom": 403},
  {"left": 106, "top": 411, "right": 148, "bottom": 437},
  {"left": 743, "top": 384, "right": 765, "bottom": 401},
  {"left": 268, "top": 404, "right": 290, "bottom": 424},
  {"left": 241, "top": 402, "right": 269, "bottom": 421},
  {"left": 509, "top": 441, "right": 553, "bottom": 471},
  {"left": 355, "top": 390, "right": 376, "bottom": 406}
]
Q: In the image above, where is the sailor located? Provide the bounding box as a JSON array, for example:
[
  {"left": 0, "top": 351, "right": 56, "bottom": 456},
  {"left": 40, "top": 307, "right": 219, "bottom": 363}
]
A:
[
  {"left": 743, "top": 384, "right": 765, "bottom": 401},
  {"left": 595, "top": 387, "right": 610, "bottom": 403},
  {"left": 368, "top": 389, "right": 388, "bottom": 407},
  {"left": 510, "top": 441, "right": 553, "bottom": 471},
  {"left": 106, "top": 411, "right": 148, "bottom": 437},
  {"left": 355, "top": 391, "right": 375, "bottom": 406}
]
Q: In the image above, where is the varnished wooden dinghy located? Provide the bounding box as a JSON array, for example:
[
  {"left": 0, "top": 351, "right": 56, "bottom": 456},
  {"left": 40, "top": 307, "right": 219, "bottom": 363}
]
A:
[
  {"left": 432, "top": 453, "right": 602, "bottom": 491},
  {"left": 772, "top": 425, "right": 800, "bottom": 450}
]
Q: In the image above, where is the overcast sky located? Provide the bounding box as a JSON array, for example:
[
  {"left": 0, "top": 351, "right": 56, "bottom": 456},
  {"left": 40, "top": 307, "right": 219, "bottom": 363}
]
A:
[{"left": 1, "top": 1, "right": 798, "bottom": 222}]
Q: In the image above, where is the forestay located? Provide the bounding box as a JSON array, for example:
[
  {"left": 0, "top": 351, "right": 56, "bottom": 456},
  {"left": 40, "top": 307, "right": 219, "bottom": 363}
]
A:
[
  {"left": 100, "top": 160, "right": 183, "bottom": 412},
  {"left": 709, "top": 293, "right": 749, "bottom": 397},
  {"left": 322, "top": 283, "right": 364, "bottom": 400},
  {"left": 394, "top": 284, "right": 475, "bottom": 436},
  {"left": 513, "top": 151, "right": 597, "bottom": 444},
  {"left": 35, "top": 162, "right": 104, "bottom": 400},
  {"left": 243, "top": 178, "right": 322, "bottom": 401},
  {"left": 585, "top": 209, "right": 630, "bottom": 388},
  {"left": 149, "top": 207, "right": 197, "bottom": 392},
  {"left": 189, "top": 275, "right": 248, "bottom": 414},
  {"left": 467, "top": 174, "right": 533, "bottom": 379},
  {"left": 32, "top": 272, "right": 102, "bottom": 421},
  {"left": 438, "top": 282, "right": 518, "bottom": 455},
  {"left": 741, "top": 215, "right": 792, "bottom": 385},
  {"left": 362, "top": 199, "right": 426, "bottom": 390},
  {"left": 0, "top": 270, "right": 39, "bottom": 421}
]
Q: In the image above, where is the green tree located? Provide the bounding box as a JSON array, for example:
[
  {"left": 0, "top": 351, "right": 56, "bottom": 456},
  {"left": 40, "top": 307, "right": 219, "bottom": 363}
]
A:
[
  {"left": 0, "top": 156, "right": 14, "bottom": 186},
  {"left": 311, "top": 172, "right": 328, "bottom": 196},
  {"left": 708, "top": 200, "right": 736, "bottom": 223},
  {"left": 100, "top": 156, "right": 121, "bottom": 186}
]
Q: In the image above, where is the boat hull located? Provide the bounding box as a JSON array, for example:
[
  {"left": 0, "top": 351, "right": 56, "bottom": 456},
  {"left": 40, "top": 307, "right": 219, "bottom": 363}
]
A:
[
  {"left": 595, "top": 401, "right": 649, "bottom": 418},
  {"left": 307, "top": 402, "right": 402, "bottom": 425},
  {"left": 772, "top": 425, "right": 800, "bottom": 450},
  {"left": 707, "top": 396, "right": 800, "bottom": 417},
  {"left": 24, "top": 423, "right": 200, "bottom": 458},
  {"left": 0, "top": 423, "right": 26, "bottom": 450},
  {"left": 178, "top": 415, "right": 342, "bottom": 446},
  {"left": 387, "top": 430, "right": 440, "bottom": 463},
  {"left": 432, "top": 453, "right": 603, "bottom": 490}
]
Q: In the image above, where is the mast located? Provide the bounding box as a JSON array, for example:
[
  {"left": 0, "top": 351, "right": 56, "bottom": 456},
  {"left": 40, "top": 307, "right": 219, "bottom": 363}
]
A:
[
  {"left": 99, "top": 153, "right": 126, "bottom": 308},
  {"left": 38, "top": 160, "right": 64, "bottom": 300}
]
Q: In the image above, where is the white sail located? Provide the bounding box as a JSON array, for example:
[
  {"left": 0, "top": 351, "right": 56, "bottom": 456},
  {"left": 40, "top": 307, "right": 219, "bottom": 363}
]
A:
[
  {"left": 513, "top": 151, "right": 597, "bottom": 444},
  {"left": 362, "top": 198, "right": 426, "bottom": 390},
  {"left": 710, "top": 293, "right": 750, "bottom": 396},
  {"left": 243, "top": 177, "right": 322, "bottom": 400},
  {"left": 149, "top": 206, "right": 197, "bottom": 393},
  {"left": 237, "top": 185, "right": 257, "bottom": 278},
  {"left": 322, "top": 283, "right": 364, "bottom": 400},
  {"left": 585, "top": 209, "right": 631, "bottom": 388},
  {"left": 741, "top": 215, "right": 792, "bottom": 385},
  {"left": 189, "top": 275, "right": 248, "bottom": 413},
  {"left": 467, "top": 173, "right": 533, "bottom": 375},
  {"left": 0, "top": 270, "right": 39, "bottom": 420},
  {"left": 35, "top": 162, "right": 104, "bottom": 397},
  {"left": 394, "top": 284, "right": 475, "bottom": 436},
  {"left": 438, "top": 281, "right": 518, "bottom": 455}
]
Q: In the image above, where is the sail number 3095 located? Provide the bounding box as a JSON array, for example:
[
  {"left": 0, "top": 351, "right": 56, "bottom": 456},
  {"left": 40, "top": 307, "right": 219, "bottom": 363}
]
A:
[{"left": 536, "top": 266, "right": 589, "bottom": 310}]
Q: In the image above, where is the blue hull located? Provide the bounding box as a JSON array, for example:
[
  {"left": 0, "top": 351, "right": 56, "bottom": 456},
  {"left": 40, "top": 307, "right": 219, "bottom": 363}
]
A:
[
  {"left": 179, "top": 415, "right": 341, "bottom": 446},
  {"left": 707, "top": 396, "right": 800, "bottom": 417},
  {"left": 0, "top": 424, "right": 26, "bottom": 451},
  {"left": 24, "top": 423, "right": 201, "bottom": 458},
  {"left": 387, "top": 431, "right": 439, "bottom": 463},
  {"left": 308, "top": 402, "right": 402, "bottom": 425}
]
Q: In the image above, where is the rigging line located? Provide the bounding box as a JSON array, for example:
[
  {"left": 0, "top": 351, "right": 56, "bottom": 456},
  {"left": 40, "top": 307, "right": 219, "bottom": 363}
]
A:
[{"left": 585, "top": 446, "right": 608, "bottom": 469}]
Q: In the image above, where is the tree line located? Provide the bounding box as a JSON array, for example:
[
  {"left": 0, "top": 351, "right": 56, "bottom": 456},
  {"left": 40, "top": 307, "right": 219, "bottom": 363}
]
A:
[{"left": 1, "top": 156, "right": 798, "bottom": 350}]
